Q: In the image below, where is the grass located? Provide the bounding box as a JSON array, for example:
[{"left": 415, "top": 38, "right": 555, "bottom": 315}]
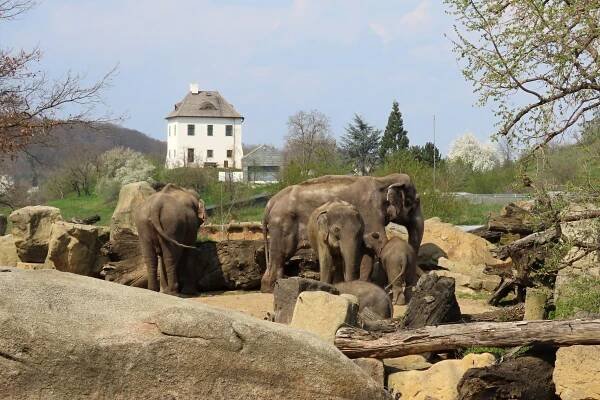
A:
[
  {"left": 46, "top": 194, "right": 116, "bottom": 226},
  {"left": 555, "top": 276, "right": 600, "bottom": 319},
  {"left": 442, "top": 202, "right": 501, "bottom": 226},
  {"left": 209, "top": 205, "right": 264, "bottom": 224}
]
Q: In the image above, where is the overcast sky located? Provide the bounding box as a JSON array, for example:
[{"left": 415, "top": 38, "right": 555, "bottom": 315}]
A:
[{"left": 1, "top": 0, "right": 498, "bottom": 154}]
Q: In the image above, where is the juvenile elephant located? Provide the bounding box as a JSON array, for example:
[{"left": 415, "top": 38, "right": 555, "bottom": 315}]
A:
[
  {"left": 378, "top": 237, "right": 418, "bottom": 305},
  {"left": 334, "top": 280, "right": 393, "bottom": 319},
  {"left": 261, "top": 173, "right": 423, "bottom": 292},
  {"left": 307, "top": 201, "right": 369, "bottom": 284},
  {"left": 134, "top": 184, "right": 206, "bottom": 295}
]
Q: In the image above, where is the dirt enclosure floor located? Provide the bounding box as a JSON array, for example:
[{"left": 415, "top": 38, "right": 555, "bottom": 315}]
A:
[{"left": 190, "top": 291, "right": 497, "bottom": 320}]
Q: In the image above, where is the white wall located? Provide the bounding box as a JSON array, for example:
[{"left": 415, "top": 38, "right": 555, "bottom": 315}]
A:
[{"left": 165, "top": 116, "right": 243, "bottom": 169}]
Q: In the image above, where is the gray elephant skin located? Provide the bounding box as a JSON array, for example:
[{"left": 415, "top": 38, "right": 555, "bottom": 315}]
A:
[
  {"left": 134, "top": 184, "right": 206, "bottom": 295},
  {"left": 335, "top": 280, "right": 393, "bottom": 319},
  {"left": 307, "top": 200, "right": 371, "bottom": 284},
  {"left": 261, "top": 173, "right": 424, "bottom": 292},
  {"left": 378, "top": 236, "right": 418, "bottom": 305}
]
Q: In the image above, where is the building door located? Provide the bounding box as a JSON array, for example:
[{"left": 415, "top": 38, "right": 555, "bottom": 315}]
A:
[
  {"left": 187, "top": 148, "right": 195, "bottom": 163},
  {"left": 224, "top": 160, "right": 229, "bottom": 168}
]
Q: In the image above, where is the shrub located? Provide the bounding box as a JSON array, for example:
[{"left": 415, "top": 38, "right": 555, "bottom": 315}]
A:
[
  {"left": 99, "top": 147, "right": 155, "bottom": 185},
  {"left": 158, "top": 167, "right": 216, "bottom": 194},
  {"left": 555, "top": 276, "right": 600, "bottom": 319}
]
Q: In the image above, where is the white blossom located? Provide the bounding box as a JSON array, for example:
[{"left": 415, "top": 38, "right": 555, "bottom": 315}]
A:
[
  {"left": 448, "top": 133, "right": 501, "bottom": 172},
  {"left": 0, "top": 175, "right": 14, "bottom": 196},
  {"left": 99, "top": 147, "right": 155, "bottom": 185}
]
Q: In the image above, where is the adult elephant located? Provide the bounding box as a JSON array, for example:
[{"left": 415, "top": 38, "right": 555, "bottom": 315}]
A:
[
  {"left": 261, "top": 173, "right": 424, "bottom": 292},
  {"left": 135, "top": 184, "right": 206, "bottom": 295}
]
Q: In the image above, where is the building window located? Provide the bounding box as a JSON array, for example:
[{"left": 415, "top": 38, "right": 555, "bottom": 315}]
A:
[
  {"left": 187, "top": 124, "right": 195, "bottom": 136},
  {"left": 207, "top": 125, "right": 213, "bottom": 136},
  {"left": 207, "top": 149, "right": 213, "bottom": 158},
  {"left": 224, "top": 160, "right": 229, "bottom": 168},
  {"left": 226, "top": 125, "right": 233, "bottom": 136},
  {"left": 187, "top": 148, "right": 195, "bottom": 163},
  {"left": 227, "top": 149, "right": 233, "bottom": 158}
]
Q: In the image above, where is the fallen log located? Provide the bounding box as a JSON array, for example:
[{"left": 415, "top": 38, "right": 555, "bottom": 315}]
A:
[
  {"left": 461, "top": 303, "right": 525, "bottom": 322},
  {"left": 487, "top": 203, "right": 536, "bottom": 235},
  {"left": 334, "top": 319, "right": 600, "bottom": 359},
  {"left": 493, "top": 227, "right": 559, "bottom": 260}
]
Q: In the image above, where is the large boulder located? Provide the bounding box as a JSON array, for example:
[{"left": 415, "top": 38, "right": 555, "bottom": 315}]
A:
[
  {"left": 387, "top": 218, "right": 503, "bottom": 291},
  {"left": 110, "top": 181, "right": 155, "bottom": 240},
  {"left": 290, "top": 291, "right": 358, "bottom": 343},
  {"left": 45, "top": 221, "right": 109, "bottom": 277},
  {"left": 273, "top": 277, "right": 340, "bottom": 324},
  {"left": 553, "top": 345, "right": 600, "bottom": 400},
  {"left": 0, "top": 234, "right": 18, "bottom": 267},
  {"left": 9, "top": 206, "right": 62, "bottom": 262},
  {"left": 388, "top": 353, "right": 496, "bottom": 400},
  {"left": 0, "top": 269, "right": 389, "bottom": 400}
]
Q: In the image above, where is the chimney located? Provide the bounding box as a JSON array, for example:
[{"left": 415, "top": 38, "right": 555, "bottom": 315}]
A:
[{"left": 190, "top": 83, "right": 199, "bottom": 94}]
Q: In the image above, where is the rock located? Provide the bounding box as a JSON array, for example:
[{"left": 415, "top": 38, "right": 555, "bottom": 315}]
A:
[
  {"left": 0, "top": 269, "right": 389, "bottom": 400},
  {"left": 196, "top": 240, "right": 266, "bottom": 291},
  {"left": 110, "top": 181, "right": 155, "bottom": 241},
  {"left": 353, "top": 358, "right": 385, "bottom": 387},
  {"left": 273, "top": 277, "right": 339, "bottom": 324},
  {"left": 402, "top": 272, "right": 461, "bottom": 329},
  {"left": 554, "top": 345, "right": 600, "bottom": 400},
  {"left": 383, "top": 355, "right": 432, "bottom": 372},
  {"left": 0, "top": 234, "right": 18, "bottom": 267},
  {"left": 290, "top": 290, "right": 358, "bottom": 343},
  {"left": 438, "top": 257, "right": 501, "bottom": 291},
  {"left": 0, "top": 214, "right": 6, "bottom": 236},
  {"left": 9, "top": 206, "right": 62, "bottom": 263},
  {"left": 45, "top": 221, "right": 109, "bottom": 277},
  {"left": 524, "top": 288, "right": 548, "bottom": 320},
  {"left": 388, "top": 353, "right": 496, "bottom": 400},
  {"left": 16, "top": 262, "right": 53, "bottom": 270},
  {"left": 457, "top": 356, "right": 557, "bottom": 400}
]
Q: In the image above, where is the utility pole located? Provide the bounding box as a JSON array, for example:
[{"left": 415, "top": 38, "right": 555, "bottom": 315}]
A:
[{"left": 433, "top": 114, "right": 436, "bottom": 189}]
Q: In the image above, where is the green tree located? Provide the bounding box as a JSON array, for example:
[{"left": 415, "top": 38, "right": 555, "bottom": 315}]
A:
[
  {"left": 410, "top": 142, "right": 441, "bottom": 167},
  {"left": 445, "top": 0, "right": 600, "bottom": 147},
  {"left": 341, "top": 114, "right": 381, "bottom": 175},
  {"left": 380, "top": 101, "right": 409, "bottom": 159}
]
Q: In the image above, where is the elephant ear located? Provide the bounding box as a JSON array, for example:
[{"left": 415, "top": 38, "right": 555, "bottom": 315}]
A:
[
  {"left": 317, "top": 212, "right": 329, "bottom": 243},
  {"left": 387, "top": 182, "right": 418, "bottom": 216}
]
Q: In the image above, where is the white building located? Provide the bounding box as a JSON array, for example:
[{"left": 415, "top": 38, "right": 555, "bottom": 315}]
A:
[{"left": 165, "top": 83, "right": 244, "bottom": 169}]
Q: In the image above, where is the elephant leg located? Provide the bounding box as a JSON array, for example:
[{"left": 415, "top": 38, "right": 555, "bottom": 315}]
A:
[
  {"left": 140, "top": 239, "right": 159, "bottom": 292},
  {"left": 359, "top": 253, "right": 375, "bottom": 281},
  {"left": 178, "top": 249, "right": 198, "bottom": 295},
  {"left": 261, "top": 222, "right": 297, "bottom": 293},
  {"left": 159, "top": 238, "right": 182, "bottom": 295},
  {"left": 318, "top": 242, "right": 335, "bottom": 284},
  {"left": 158, "top": 255, "right": 168, "bottom": 290}
]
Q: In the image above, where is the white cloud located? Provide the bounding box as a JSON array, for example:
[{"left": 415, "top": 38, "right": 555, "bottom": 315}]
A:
[{"left": 369, "top": 0, "right": 433, "bottom": 44}]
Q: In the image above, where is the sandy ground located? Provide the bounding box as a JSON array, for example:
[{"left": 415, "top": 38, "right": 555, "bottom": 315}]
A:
[{"left": 190, "top": 290, "right": 497, "bottom": 320}]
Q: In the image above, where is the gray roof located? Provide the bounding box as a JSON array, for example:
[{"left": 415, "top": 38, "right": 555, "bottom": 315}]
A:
[
  {"left": 166, "top": 91, "right": 243, "bottom": 119},
  {"left": 242, "top": 145, "right": 283, "bottom": 167}
]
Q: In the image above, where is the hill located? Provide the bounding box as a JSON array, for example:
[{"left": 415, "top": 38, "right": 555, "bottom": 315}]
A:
[{"left": 1, "top": 123, "right": 166, "bottom": 185}]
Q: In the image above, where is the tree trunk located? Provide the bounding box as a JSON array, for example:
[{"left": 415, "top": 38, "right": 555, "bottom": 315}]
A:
[
  {"left": 493, "top": 227, "right": 560, "bottom": 260},
  {"left": 334, "top": 319, "right": 600, "bottom": 359},
  {"left": 402, "top": 273, "right": 461, "bottom": 329},
  {"left": 487, "top": 203, "right": 536, "bottom": 235}
]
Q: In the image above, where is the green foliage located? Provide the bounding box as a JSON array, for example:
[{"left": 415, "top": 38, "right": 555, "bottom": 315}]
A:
[
  {"left": 461, "top": 346, "right": 507, "bottom": 359},
  {"left": 448, "top": 161, "right": 518, "bottom": 194},
  {"left": 555, "top": 276, "right": 600, "bottom": 319},
  {"left": 341, "top": 114, "right": 381, "bottom": 175},
  {"left": 209, "top": 205, "right": 264, "bottom": 224},
  {"left": 409, "top": 142, "right": 441, "bottom": 167},
  {"left": 280, "top": 155, "right": 351, "bottom": 187},
  {"left": 156, "top": 167, "right": 216, "bottom": 194},
  {"left": 46, "top": 194, "right": 116, "bottom": 226},
  {"left": 380, "top": 101, "right": 409, "bottom": 159}
]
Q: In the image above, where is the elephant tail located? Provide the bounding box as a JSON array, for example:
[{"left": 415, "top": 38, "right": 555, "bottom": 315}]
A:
[
  {"left": 149, "top": 204, "right": 197, "bottom": 250},
  {"left": 262, "top": 212, "right": 270, "bottom": 268}
]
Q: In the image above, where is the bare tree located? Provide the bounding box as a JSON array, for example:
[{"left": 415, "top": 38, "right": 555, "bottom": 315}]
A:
[
  {"left": 0, "top": 0, "right": 113, "bottom": 157},
  {"left": 284, "top": 110, "right": 337, "bottom": 174},
  {"left": 445, "top": 0, "right": 600, "bottom": 148}
]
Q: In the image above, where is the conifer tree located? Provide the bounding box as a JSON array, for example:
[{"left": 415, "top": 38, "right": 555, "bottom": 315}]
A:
[
  {"left": 341, "top": 114, "right": 381, "bottom": 175},
  {"left": 379, "top": 101, "right": 409, "bottom": 160}
]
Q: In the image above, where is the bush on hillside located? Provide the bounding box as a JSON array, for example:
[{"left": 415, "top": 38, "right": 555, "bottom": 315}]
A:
[
  {"left": 96, "top": 147, "right": 155, "bottom": 201},
  {"left": 157, "top": 167, "right": 216, "bottom": 194}
]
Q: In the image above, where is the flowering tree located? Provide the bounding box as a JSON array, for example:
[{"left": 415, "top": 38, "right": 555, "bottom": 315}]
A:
[
  {"left": 448, "top": 133, "right": 501, "bottom": 172},
  {"left": 95, "top": 147, "right": 155, "bottom": 201}
]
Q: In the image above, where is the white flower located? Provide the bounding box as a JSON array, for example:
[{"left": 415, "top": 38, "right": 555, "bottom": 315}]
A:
[
  {"left": 448, "top": 133, "right": 501, "bottom": 172},
  {"left": 0, "top": 175, "right": 14, "bottom": 196}
]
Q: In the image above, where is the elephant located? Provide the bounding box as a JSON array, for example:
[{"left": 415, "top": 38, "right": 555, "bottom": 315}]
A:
[
  {"left": 377, "top": 237, "right": 418, "bottom": 305},
  {"left": 134, "top": 184, "right": 206, "bottom": 295},
  {"left": 261, "top": 173, "right": 424, "bottom": 292},
  {"left": 334, "top": 280, "right": 393, "bottom": 319},
  {"left": 307, "top": 201, "right": 371, "bottom": 284}
]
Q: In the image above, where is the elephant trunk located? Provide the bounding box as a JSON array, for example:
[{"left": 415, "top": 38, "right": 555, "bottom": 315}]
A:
[{"left": 340, "top": 238, "right": 361, "bottom": 282}]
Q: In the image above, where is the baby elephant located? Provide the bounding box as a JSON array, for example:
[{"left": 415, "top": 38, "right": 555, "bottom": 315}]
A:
[
  {"left": 334, "top": 280, "right": 393, "bottom": 319},
  {"left": 379, "top": 237, "right": 418, "bottom": 305},
  {"left": 308, "top": 200, "right": 368, "bottom": 284}
]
